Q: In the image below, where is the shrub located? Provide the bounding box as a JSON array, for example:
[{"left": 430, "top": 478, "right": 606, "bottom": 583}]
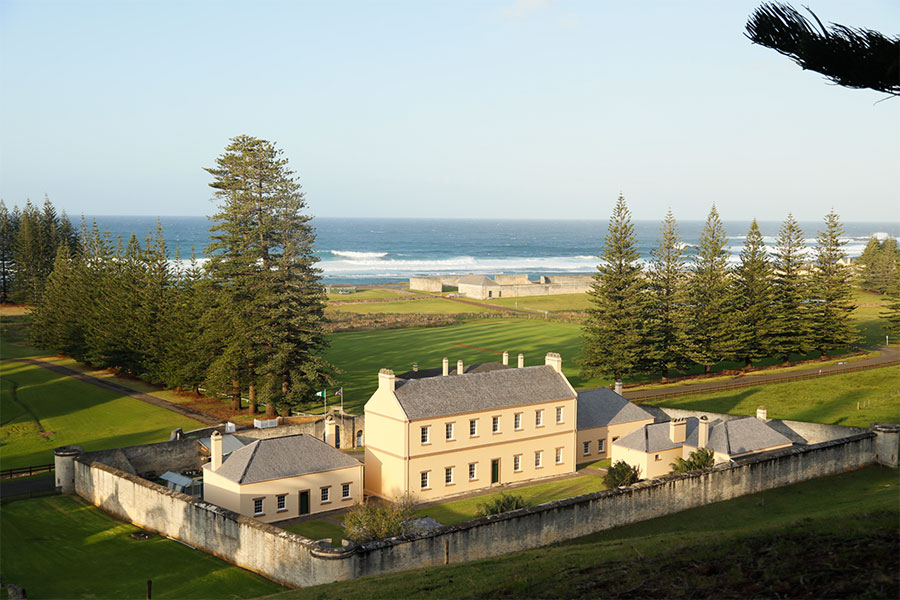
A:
[
  {"left": 604, "top": 460, "right": 641, "bottom": 487},
  {"left": 343, "top": 493, "right": 416, "bottom": 543},
  {"left": 671, "top": 447, "right": 716, "bottom": 474},
  {"left": 475, "top": 492, "right": 528, "bottom": 517}
]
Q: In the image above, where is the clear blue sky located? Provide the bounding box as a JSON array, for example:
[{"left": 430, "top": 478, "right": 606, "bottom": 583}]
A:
[{"left": 1, "top": 0, "right": 897, "bottom": 221}]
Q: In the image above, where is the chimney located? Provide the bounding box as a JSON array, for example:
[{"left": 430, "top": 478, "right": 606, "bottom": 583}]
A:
[
  {"left": 614, "top": 379, "right": 623, "bottom": 395},
  {"left": 502, "top": 351, "right": 509, "bottom": 366},
  {"left": 442, "top": 357, "right": 449, "bottom": 376},
  {"left": 210, "top": 430, "right": 223, "bottom": 471},
  {"left": 378, "top": 368, "right": 396, "bottom": 392},
  {"left": 698, "top": 416, "right": 709, "bottom": 448},
  {"left": 757, "top": 406, "right": 767, "bottom": 421},
  {"left": 457, "top": 359, "right": 464, "bottom": 375},
  {"left": 544, "top": 352, "right": 562, "bottom": 373},
  {"left": 669, "top": 418, "right": 686, "bottom": 444},
  {"left": 517, "top": 353, "right": 525, "bottom": 368},
  {"left": 412, "top": 363, "right": 418, "bottom": 372}
]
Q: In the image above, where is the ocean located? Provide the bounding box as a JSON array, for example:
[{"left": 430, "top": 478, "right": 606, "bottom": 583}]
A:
[{"left": 82, "top": 216, "right": 899, "bottom": 285}]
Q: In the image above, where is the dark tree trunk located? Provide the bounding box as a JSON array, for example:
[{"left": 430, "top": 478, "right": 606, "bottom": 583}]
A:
[
  {"left": 231, "top": 379, "right": 241, "bottom": 411},
  {"left": 248, "top": 382, "right": 257, "bottom": 414}
]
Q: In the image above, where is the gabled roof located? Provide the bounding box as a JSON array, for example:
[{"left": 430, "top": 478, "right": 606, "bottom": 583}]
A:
[
  {"left": 211, "top": 434, "right": 360, "bottom": 484},
  {"left": 457, "top": 274, "right": 495, "bottom": 286},
  {"left": 198, "top": 434, "right": 245, "bottom": 457},
  {"left": 614, "top": 419, "right": 694, "bottom": 453},
  {"left": 397, "top": 361, "right": 509, "bottom": 380},
  {"left": 687, "top": 417, "right": 792, "bottom": 456},
  {"left": 393, "top": 365, "right": 574, "bottom": 420},
  {"left": 577, "top": 388, "right": 653, "bottom": 429}
]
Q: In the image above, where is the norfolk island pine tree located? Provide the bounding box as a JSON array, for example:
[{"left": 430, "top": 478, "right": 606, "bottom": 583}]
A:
[
  {"left": 730, "top": 219, "right": 776, "bottom": 367},
  {"left": 770, "top": 214, "right": 810, "bottom": 363},
  {"left": 808, "top": 211, "right": 857, "bottom": 355}
]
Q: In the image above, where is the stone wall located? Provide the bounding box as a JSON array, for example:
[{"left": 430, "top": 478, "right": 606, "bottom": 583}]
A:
[
  {"left": 409, "top": 277, "right": 445, "bottom": 293},
  {"left": 71, "top": 425, "right": 884, "bottom": 588}
]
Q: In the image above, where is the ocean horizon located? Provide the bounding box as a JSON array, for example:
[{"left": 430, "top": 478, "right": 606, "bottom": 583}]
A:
[{"left": 81, "top": 216, "right": 900, "bottom": 285}]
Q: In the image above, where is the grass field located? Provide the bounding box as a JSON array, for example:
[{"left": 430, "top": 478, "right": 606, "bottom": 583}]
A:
[
  {"left": 281, "top": 521, "right": 346, "bottom": 547},
  {"left": 648, "top": 365, "right": 900, "bottom": 428},
  {"left": 326, "top": 288, "right": 413, "bottom": 303},
  {"left": 853, "top": 288, "right": 892, "bottom": 346},
  {"left": 327, "top": 298, "right": 498, "bottom": 314},
  {"left": 0, "top": 494, "right": 283, "bottom": 599},
  {"left": 0, "top": 361, "right": 202, "bottom": 470},
  {"left": 271, "top": 465, "right": 899, "bottom": 599},
  {"left": 486, "top": 292, "right": 592, "bottom": 312}
]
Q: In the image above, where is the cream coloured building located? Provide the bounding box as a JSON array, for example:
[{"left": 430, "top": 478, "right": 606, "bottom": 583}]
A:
[
  {"left": 364, "top": 353, "right": 578, "bottom": 501},
  {"left": 575, "top": 388, "right": 654, "bottom": 464},
  {"left": 203, "top": 432, "right": 363, "bottom": 523}
]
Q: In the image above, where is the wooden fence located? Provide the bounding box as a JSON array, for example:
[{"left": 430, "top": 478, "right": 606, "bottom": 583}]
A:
[{"left": 0, "top": 463, "right": 54, "bottom": 479}]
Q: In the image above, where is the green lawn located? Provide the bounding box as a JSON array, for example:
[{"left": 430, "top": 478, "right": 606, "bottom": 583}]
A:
[
  {"left": 415, "top": 475, "right": 608, "bottom": 525},
  {"left": 270, "top": 465, "right": 899, "bottom": 599},
  {"left": 853, "top": 288, "right": 892, "bottom": 346},
  {"left": 487, "top": 292, "right": 592, "bottom": 312},
  {"left": 0, "top": 361, "right": 203, "bottom": 470},
  {"left": 0, "top": 313, "right": 43, "bottom": 360},
  {"left": 0, "top": 495, "right": 283, "bottom": 599},
  {"left": 648, "top": 365, "right": 900, "bottom": 428},
  {"left": 280, "top": 520, "right": 345, "bottom": 547},
  {"left": 328, "top": 297, "right": 499, "bottom": 315},
  {"left": 327, "top": 288, "right": 413, "bottom": 303}
]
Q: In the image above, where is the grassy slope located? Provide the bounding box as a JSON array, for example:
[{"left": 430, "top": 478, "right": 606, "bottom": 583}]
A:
[
  {"left": 326, "top": 289, "right": 411, "bottom": 302},
  {"left": 0, "top": 361, "right": 202, "bottom": 469},
  {"left": 0, "top": 495, "right": 282, "bottom": 599},
  {"left": 649, "top": 365, "right": 900, "bottom": 428},
  {"left": 328, "top": 298, "right": 498, "bottom": 314},
  {"left": 486, "top": 293, "right": 592, "bottom": 312},
  {"left": 270, "top": 466, "right": 899, "bottom": 599}
]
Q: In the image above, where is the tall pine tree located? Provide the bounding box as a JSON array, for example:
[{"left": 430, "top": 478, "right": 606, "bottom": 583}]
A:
[
  {"left": 809, "top": 211, "right": 856, "bottom": 354},
  {"left": 580, "top": 195, "right": 646, "bottom": 388},
  {"left": 682, "top": 205, "right": 732, "bottom": 373},
  {"left": 730, "top": 219, "right": 775, "bottom": 367},
  {"left": 770, "top": 214, "right": 810, "bottom": 362},
  {"left": 0, "top": 201, "right": 17, "bottom": 303}
]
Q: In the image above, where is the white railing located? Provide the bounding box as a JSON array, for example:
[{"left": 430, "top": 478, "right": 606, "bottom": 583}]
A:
[{"left": 253, "top": 418, "right": 278, "bottom": 429}]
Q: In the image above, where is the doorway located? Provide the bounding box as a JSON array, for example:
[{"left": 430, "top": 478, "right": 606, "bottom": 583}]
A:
[
  {"left": 491, "top": 459, "right": 500, "bottom": 484},
  {"left": 299, "top": 490, "right": 310, "bottom": 515}
]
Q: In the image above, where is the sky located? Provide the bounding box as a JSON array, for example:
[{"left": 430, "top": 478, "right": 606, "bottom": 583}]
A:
[{"left": 1, "top": 0, "right": 898, "bottom": 222}]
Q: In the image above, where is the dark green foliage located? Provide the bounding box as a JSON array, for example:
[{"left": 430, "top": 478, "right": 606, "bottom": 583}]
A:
[
  {"left": 682, "top": 206, "right": 732, "bottom": 373},
  {"left": 770, "top": 214, "right": 810, "bottom": 362},
  {"left": 808, "top": 211, "right": 856, "bottom": 354},
  {"left": 746, "top": 2, "right": 900, "bottom": 96},
  {"left": 644, "top": 211, "right": 689, "bottom": 379},
  {"left": 475, "top": 492, "right": 528, "bottom": 517},
  {"left": 730, "top": 220, "right": 775, "bottom": 367},
  {"left": 29, "top": 244, "right": 83, "bottom": 355},
  {"left": 343, "top": 494, "right": 416, "bottom": 543},
  {"left": 858, "top": 235, "right": 899, "bottom": 295},
  {"left": 603, "top": 460, "right": 641, "bottom": 487},
  {"left": 581, "top": 195, "right": 646, "bottom": 383},
  {"left": 671, "top": 447, "right": 715, "bottom": 474},
  {"left": 0, "top": 201, "right": 17, "bottom": 303}
]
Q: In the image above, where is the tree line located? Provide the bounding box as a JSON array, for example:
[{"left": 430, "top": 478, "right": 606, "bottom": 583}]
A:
[
  {"left": 580, "top": 196, "right": 898, "bottom": 386},
  {"left": 21, "top": 135, "right": 335, "bottom": 417}
]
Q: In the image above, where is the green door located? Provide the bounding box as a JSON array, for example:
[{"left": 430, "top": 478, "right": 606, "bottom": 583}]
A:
[
  {"left": 299, "top": 490, "right": 309, "bottom": 515},
  {"left": 491, "top": 459, "right": 500, "bottom": 484}
]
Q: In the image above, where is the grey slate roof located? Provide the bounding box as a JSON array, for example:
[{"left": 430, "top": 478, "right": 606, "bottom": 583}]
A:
[
  {"left": 614, "top": 419, "right": 695, "bottom": 453},
  {"left": 198, "top": 434, "right": 245, "bottom": 457},
  {"left": 212, "top": 434, "right": 360, "bottom": 484},
  {"left": 393, "top": 365, "right": 574, "bottom": 420},
  {"left": 457, "top": 274, "right": 495, "bottom": 286},
  {"left": 614, "top": 416, "right": 793, "bottom": 456},
  {"left": 397, "top": 361, "right": 509, "bottom": 380},
  {"left": 576, "top": 388, "right": 653, "bottom": 429}
]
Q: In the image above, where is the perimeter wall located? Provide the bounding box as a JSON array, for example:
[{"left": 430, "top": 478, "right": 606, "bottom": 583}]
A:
[{"left": 71, "top": 424, "right": 892, "bottom": 588}]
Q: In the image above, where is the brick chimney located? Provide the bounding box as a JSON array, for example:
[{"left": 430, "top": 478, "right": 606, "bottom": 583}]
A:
[
  {"left": 502, "top": 351, "right": 509, "bottom": 366},
  {"left": 457, "top": 359, "right": 464, "bottom": 375},
  {"left": 757, "top": 406, "right": 767, "bottom": 421},
  {"left": 442, "top": 357, "right": 449, "bottom": 376},
  {"left": 544, "top": 352, "right": 562, "bottom": 373},
  {"left": 210, "top": 430, "right": 223, "bottom": 471},
  {"left": 517, "top": 353, "right": 525, "bottom": 368},
  {"left": 378, "top": 368, "right": 396, "bottom": 392},
  {"left": 698, "top": 416, "right": 709, "bottom": 448},
  {"left": 669, "top": 418, "right": 686, "bottom": 444}
]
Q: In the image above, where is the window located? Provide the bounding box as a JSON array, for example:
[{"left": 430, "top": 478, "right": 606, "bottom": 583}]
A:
[
  {"left": 598, "top": 439, "right": 605, "bottom": 453},
  {"left": 469, "top": 419, "right": 478, "bottom": 437},
  {"left": 320, "top": 486, "right": 331, "bottom": 503},
  {"left": 555, "top": 448, "right": 563, "bottom": 464},
  {"left": 492, "top": 416, "right": 500, "bottom": 433},
  {"left": 654, "top": 454, "right": 661, "bottom": 461},
  {"left": 535, "top": 410, "right": 543, "bottom": 427},
  {"left": 420, "top": 471, "right": 430, "bottom": 489},
  {"left": 445, "top": 466, "right": 454, "bottom": 485},
  {"left": 513, "top": 454, "right": 522, "bottom": 472},
  {"left": 276, "top": 494, "right": 286, "bottom": 511},
  {"left": 421, "top": 426, "right": 430, "bottom": 444},
  {"left": 583, "top": 441, "right": 591, "bottom": 456},
  {"left": 342, "top": 483, "right": 351, "bottom": 499},
  {"left": 514, "top": 413, "right": 522, "bottom": 430},
  {"left": 446, "top": 422, "right": 454, "bottom": 441},
  {"left": 556, "top": 406, "right": 563, "bottom": 424},
  {"left": 253, "top": 498, "right": 264, "bottom": 515},
  {"left": 468, "top": 463, "right": 477, "bottom": 480},
  {"left": 535, "top": 451, "right": 543, "bottom": 468}
]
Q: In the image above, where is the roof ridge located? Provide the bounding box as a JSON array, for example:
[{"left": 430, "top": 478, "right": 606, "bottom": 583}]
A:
[
  {"left": 239, "top": 440, "right": 261, "bottom": 484},
  {"left": 724, "top": 421, "right": 732, "bottom": 455}
]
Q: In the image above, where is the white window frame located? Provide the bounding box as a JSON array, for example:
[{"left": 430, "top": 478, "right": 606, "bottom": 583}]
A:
[
  {"left": 253, "top": 498, "right": 264, "bottom": 515},
  {"left": 320, "top": 486, "right": 331, "bottom": 503},
  {"left": 598, "top": 439, "right": 605, "bottom": 453},
  {"left": 583, "top": 441, "right": 591, "bottom": 456},
  {"left": 556, "top": 406, "right": 563, "bottom": 424},
  {"left": 469, "top": 419, "right": 478, "bottom": 437},
  {"left": 535, "top": 451, "right": 543, "bottom": 468},
  {"left": 535, "top": 410, "right": 543, "bottom": 427},
  {"left": 513, "top": 454, "right": 522, "bottom": 472},
  {"left": 342, "top": 483, "right": 351, "bottom": 499},
  {"left": 468, "top": 462, "right": 477, "bottom": 481},
  {"left": 492, "top": 416, "right": 501, "bottom": 434},
  {"left": 276, "top": 494, "right": 286, "bottom": 511},
  {"left": 445, "top": 466, "right": 454, "bottom": 485},
  {"left": 555, "top": 447, "right": 563, "bottom": 464},
  {"left": 445, "top": 422, "right": 454, "bottom": 441},
  {"left": 420, "top": 471, "right": 430, "bottom": 490},
  {"left": 513, "top": 412, "right": 522, "bottom": 431},
  {"left": 421, "top": 425, "right": 430, "bottom": 445}
]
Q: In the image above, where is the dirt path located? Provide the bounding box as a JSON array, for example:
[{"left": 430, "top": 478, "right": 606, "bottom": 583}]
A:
[
  {"left": 8, "top": 358, "right": 220, "bottom": 426},
  {"left": 622, "top": 346, "right": 900, "bottom": 403}
]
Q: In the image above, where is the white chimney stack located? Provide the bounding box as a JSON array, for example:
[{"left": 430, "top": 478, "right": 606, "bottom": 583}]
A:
[
  {"left": 544, "top": 352, "right": 562, "bottom": 373},
  {"left": 412, "top": 363, "right": 418, "bottom": 372},
  {"left": 517, "top": 353, "right": 524, "bottom": 368},
  {"left": 210, "top": 430, "right": 223, "bottom": 471},
  {"left": 669, "top": 418, "right": 686, "bottom": 444},
  {"left": 757, "top": 406, "right": 767, "bottom": 421},
  {"left": 698, "top": 416, "right": 709, "bottom": 448},
  {"left": 502, "top": 351, "right": 509, "bottom": 366},
  {"left": 378, "top": 368, "right": 396, "bottom": 392},
  {"left": 614, "top": 379, "right": 623, "bottom": 395},
  {"left": 457, "top": 359, "right": 464, "bottom": 375},
  {"left": 442, "top": 357, "right": 449, "bottom": 376}
]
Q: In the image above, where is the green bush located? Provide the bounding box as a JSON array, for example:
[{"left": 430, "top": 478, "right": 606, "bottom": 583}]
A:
[
  {"left": 343, "top": 493, "right": 416, "bottom": 543},
  {"left": 475, "top": 492, "right": 528, "bottom": 517},
  {"left": 671, "top": 447, "right": 715, "bottom": 474},
  {"left": 603, "top": 461, "right": 641, "bottom": 487}
]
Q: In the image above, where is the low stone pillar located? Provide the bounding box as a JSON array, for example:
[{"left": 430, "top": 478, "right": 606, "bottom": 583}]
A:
[
  {"left": 54, "top": 445, "right": 83, "bottom": 493},
  {"left": 871, "top": 423, "right": 899, "bottom": 468}
]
